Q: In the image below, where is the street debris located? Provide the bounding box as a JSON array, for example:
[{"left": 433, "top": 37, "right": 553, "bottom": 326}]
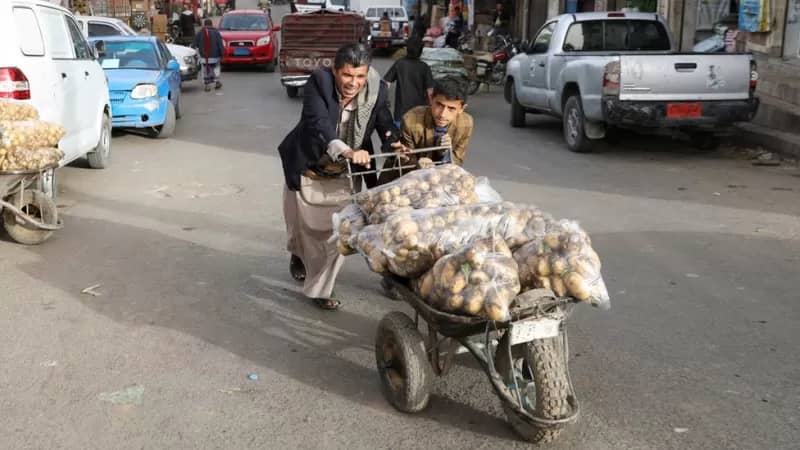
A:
[
  {"left": 685, "top": 273, "right": 700, "bottom": 278},
  {"left": 219, "top": 387, "right": 244, "bottom": 395},
  {"left": 247, "top": 374, "right": 259, "bottom": 381},
  {"left": 81, "top": 284, "right": 103, "bottom": 297},
  {"left": 40, "top": 360, "right": 57, "bottom": 367},
  {"left": 673, "top": 428, "right": 689, "bottom": 433},
  {"left": 712, "top": 192, "right": 721, "bottom": 196},
  {"left": 98, "top": 385, "right": 144, "bottom": 405}
]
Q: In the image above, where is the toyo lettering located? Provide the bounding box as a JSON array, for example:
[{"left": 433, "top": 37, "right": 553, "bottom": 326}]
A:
[{"left": 291, "top": 57, "right": 333, "bottom": 68}]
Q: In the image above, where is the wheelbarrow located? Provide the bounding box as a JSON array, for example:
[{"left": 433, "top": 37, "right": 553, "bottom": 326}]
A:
[
  {"left": 344, "top": 149, "right": 581, "bottom": 444},
  {"left": 0, "top": 165, "right": 62, "bottom": 244}
]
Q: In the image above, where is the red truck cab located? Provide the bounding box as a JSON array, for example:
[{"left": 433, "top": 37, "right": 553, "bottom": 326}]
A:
[
  {"left": 219, "top": 10, "right": 281, "bottom": 71},
  {"left": 279, "top": 10, "right": 369, "bottom": 98}
]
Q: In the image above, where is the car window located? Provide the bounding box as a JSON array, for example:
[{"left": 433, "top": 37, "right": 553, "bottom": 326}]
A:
[
  {"left": 66, "top": 16, "right": 92, "bottom": 59},
  {"left": 13, "top": 7, "right": 45, "bottom": 56},
  {"left": 563, "top": 20, "right": 670, "bottom": 52},
  {"left": 117, "top": 21, "right": 139, "bottom": 36},
  {"left": 219, "top": 14, "right": 268, "bottom": 31},
  {"left": 88, "top": 22, "right": 121, "bottom": 37},
  {"left": 97, "top": 40, "right": 160, "bottom": 70},
  {"left": 529, "top": 21, "right": 555, "bottom": 54},
  {"left": 38, "top": 8, "right": 75, "bottom": 59},
  {"left": 157, "top": 41, "right": 172, "bottom": 66}
]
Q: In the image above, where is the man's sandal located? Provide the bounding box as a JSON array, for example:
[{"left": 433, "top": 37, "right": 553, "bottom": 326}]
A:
[
  {"left": 290, "top": 255, "right": 306, "bottom": 282},
  {"left": 312, "top": 298, "right": 341, "bottom": 310}
]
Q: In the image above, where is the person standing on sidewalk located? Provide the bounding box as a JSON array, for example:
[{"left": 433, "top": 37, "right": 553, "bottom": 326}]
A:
[
  {"left": 383, "top": 37, "right": 434, "bottom": 127},
  {"left": 193, "top": 19, "right": 224, "bottom": 91},
  {"left": 278, "top": 44, "right": 406, "bottom": 310}
]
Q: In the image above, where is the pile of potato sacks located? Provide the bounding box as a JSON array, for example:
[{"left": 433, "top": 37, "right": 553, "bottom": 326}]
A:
[
  {"left": 0, "top": 101, "right": 65, "bottom": 171},
  {"left": 335, "top": 165, "right": 610, "bottom": 321}
]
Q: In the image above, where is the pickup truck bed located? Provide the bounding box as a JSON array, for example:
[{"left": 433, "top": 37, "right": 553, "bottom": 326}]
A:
[{"left": 505, "top": 12, "right": 759, "bottom": 152}]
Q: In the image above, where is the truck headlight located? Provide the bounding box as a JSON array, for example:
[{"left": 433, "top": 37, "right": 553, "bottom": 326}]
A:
[
  {"left": 257, "top": 36, "right": 271, "bottom": 46},
  {"left": 131, "top": 84, "right": 158, "bottom": 99},
  {"left": 183, "top": 56, "right": 194, "bottom": 64}
]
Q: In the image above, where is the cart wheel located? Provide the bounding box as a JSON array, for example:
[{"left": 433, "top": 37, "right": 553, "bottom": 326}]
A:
[
  {"left": 494, "top": 332, "right": 574, "bottom": 444},
  {"left": 375, "top": 312, "right": 433, "bottom": 413},
  {"left": 3, "top": 190, "right": 57, "bottom": 245}
]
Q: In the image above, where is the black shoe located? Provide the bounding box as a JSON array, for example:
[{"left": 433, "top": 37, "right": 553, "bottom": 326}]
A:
[
  {"left": 204, "top": 85, "right": 211, "bottom": 92},
  {"left": 290, "top": 255, "right": 306, "bottom": 282},
  {"left": 215, "top": 81, "right": 222, "bottom": 89}
]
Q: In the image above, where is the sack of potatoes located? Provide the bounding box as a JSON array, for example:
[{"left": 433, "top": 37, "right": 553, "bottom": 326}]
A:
[
  {"left": 0, "top": 100, "right": 39, "bottom": 121},
  {"left": 413, "top": 237, "right": 521, "bottom": 321},
  {"left": 332, "top": 203, "right": 367, "bottom": 256},
  {"left": 0, "top": 147, "right": 63, "bottom": 171},
  {"left": 354, "top": 165, "right": 480, "bottom": 224},
  {"left": 353, "top": 202, "right": 555, "bottom": 278},
  {"left": 513, "top": 220, "right": 610, "bottom": 309},
  {"left": 0, "top": 120, "right": 65, "bottom": 152}
]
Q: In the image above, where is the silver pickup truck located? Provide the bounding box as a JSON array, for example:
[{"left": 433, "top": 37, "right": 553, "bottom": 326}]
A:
[{"left": 505, "top": 12, "right": 759, "bottom": 152}]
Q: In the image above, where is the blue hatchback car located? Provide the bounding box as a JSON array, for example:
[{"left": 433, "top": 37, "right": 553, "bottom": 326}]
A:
[{"left": 90, "top": 36, "right": 182, "bottom": 138}]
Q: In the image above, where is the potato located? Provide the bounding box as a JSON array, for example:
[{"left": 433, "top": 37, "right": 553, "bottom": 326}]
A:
[
  {"left": 564, "top": 271, "right": 591, "bottom": 301},
  {"left": 0, "top": 101, "right": 39, "bottom": 121}
]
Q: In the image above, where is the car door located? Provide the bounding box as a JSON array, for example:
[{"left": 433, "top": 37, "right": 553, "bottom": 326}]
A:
[
  {"left": 65, "top": 14, "right": 104, "bottom": 155},
  {"left": 157, "top": 41, "right": 181, "bottom": 102},
  {"left": 36, "top": 6, "right": 82, "bottom": 162},
  {"left": 522, "top": 21, "right": 556, "bottom": 109}
]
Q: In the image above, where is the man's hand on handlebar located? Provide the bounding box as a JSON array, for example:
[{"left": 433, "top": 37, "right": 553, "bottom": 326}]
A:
[{"left": 342, "top": 149, "right": 371, "bottom": 168}]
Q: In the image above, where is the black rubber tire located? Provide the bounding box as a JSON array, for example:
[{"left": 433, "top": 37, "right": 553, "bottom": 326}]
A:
[
  {"left": 3, "top": 190, "right": 57, "bottom": 245},
  {"left": 563, "top": 95, "right": 592, "bottom": 153},
  {"left": 688, "top": 131, "right": 720, "bottom": 150},
  {"left": 149, "top": 102, "right": 176, "bottom": 139},
  {"left": 375, "top": 312, "right": 433, "bottom": 413},
  {"left": 494, "top": 332, "right": 572, "bottom": 444},
  {"left": 264, "top": 58, "right": 277, "bottom": 73},
  {"left": 510, "top": 83, "right": 526, "bottom": 128},
  {"left": 87, "top": 113, "right": 111, "bottom": 169},
  {"left": 175, "top": 92, "right": 183, "bottom": 119},
  {"left": 286, "top": 86, "right": 299, "bottom": 98}
]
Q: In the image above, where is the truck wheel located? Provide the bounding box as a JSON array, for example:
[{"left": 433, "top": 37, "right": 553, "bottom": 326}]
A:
[
  {"left": 510, "top": 83, "right": 526, "bottom": 128},
  {"left": 286, "top": 86, "right": 299, "bottom": 98},
  {"left": 87, "top": 113, "right": 111, "bottom": 169},
  {"left": 563, "top": 95, "right": 592, "bottom": 153}
]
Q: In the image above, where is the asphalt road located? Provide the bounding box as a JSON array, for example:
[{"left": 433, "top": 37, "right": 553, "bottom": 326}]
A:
[{"left": 0, "top": 3, "right": 798, "bottom": 449}]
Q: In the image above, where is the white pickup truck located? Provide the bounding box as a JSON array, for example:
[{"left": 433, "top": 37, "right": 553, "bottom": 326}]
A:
[{"left": 506, "top": 12, "right": 759, "bottom": 152}]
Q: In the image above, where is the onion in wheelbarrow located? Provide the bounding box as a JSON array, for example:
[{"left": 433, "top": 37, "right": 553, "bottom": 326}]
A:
[
  {"left": 0, "top": 100, "right": 39, "bottom": 121},
  {"left": 0, "top": 120, "right": 65, "bottom": 152}
]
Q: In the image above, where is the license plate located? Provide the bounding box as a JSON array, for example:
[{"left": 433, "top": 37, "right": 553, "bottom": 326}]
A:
[
  {"left": 667, "top": 102, "right": 702, "bottom": 118},
  {"left": 234, "top": 48, "right": 250, "bottom": 56},
  {"left": 477, "top": 66, "right": 486, "bottom": 75},
  {"left": 509, "top": 317, "right": 561, "bottom": 345}
]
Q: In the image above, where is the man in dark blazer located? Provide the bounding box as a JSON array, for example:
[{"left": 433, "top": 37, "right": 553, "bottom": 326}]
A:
[{"left": 279, "top": 43, "right": 405, "bottom": 310}]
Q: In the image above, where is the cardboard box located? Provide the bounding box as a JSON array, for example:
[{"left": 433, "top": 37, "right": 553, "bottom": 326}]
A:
[{"left": 152, "top": 14, "right": 168, "bottom": 33}]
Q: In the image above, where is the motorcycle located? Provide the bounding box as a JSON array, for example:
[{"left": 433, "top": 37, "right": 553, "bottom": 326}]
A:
[{"left": 467, "top": 37, "right": 521, "bottom": 95}]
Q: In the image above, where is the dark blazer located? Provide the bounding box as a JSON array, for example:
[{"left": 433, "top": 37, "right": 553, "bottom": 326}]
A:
[
  {"left": 278, "top": 68, "right": 397, "bottom": 191},
  {"left": 193, "top": 27, "right": 225, "bottom": 59}
]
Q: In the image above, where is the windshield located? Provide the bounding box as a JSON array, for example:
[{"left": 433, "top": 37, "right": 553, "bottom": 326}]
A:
[
  {"left": 97, "top": 41, "right": 160, "bottom": 70},
  {"left": 220, "top": 14, "right": 269, "bottom": 31}
]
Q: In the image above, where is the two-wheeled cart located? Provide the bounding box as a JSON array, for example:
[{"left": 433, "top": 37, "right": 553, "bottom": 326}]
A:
[
  {"left": 345, "top": 149, "right": 580, "bottom": 444},
  {"left": 0, "top": 165, "right": 61, "bottom": 245}
]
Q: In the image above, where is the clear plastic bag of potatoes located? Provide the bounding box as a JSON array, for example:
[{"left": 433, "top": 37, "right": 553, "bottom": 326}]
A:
[
  {"left": 0, "top": 100, "right": 39, "bottom": 121},
  {"left": 513, "top": 220, "right": 610, "bottom": 309},
  {"left": 0, "top": 147, "right": 63, "bottom": 171},
  {"left": 332, "top": 203, "right": 367, "bottom": 256},
  {"left": 353, "top": 202, "right": 556, "bottom": 278},
  {"left": 412, "top": 237, "right": 521, "bottom": 321},
  {"left": 0, "top": 120, "right": 65, "bottom": 152},
  {"left": 354, "top": 165, "right": 480, "bottom": 224}
]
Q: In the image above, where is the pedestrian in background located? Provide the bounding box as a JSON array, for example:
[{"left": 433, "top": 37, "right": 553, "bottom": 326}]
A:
[
  {"left": 383, "top": 37, "right": 434, "bottom": 127},
  {"left": 193, "top": 18, "right": 225, "bottom": 91}
]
